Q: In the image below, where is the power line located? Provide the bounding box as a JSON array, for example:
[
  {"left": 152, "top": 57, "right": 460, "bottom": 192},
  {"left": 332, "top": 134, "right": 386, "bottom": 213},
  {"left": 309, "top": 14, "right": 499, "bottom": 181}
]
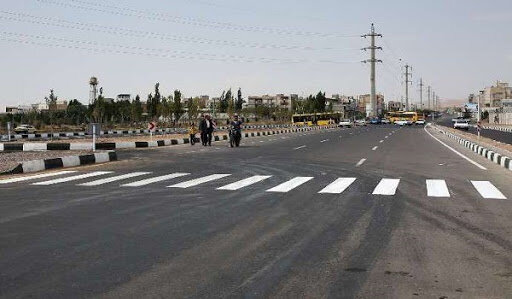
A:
[
  {"left": 0, "top": 31, "right": 362, "bottom": 64},
  {"left": 1, "top": 11, "right": 357, "bottom": 51},
  {"left": 35, "top": 0, "right": 360, "bottom": 38}
]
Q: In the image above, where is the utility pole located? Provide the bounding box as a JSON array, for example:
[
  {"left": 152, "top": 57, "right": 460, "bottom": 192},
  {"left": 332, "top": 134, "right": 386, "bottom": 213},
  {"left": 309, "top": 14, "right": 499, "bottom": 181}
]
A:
[
  {"left": 362, "top": 23, "right": 382, "bottom": 117},
  {"left": 404, "top": 64, "right": 412, "bottom": 111},
  {"left": 419, "top": 78, "right": 424, "bottom": 110},
  {"left": 432, "top": 90, "right": 436, "bottom": 122},
  {"left": 427, "top": 86, "right": 431, "bottom": 110}
]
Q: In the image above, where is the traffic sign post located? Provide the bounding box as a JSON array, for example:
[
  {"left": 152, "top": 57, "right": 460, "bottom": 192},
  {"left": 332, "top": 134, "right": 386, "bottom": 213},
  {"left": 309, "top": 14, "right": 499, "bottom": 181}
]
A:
[
  {"left": 7, "top": 122, "right": 11, "bottom": 142},
  {"left": 477, "top": 121, "right": 481, "bottom": 139},
  {"left": 88, "top": 123, "right": 100, "bottom": 152},
  {"left": 148, "top": 122, "right": 156, "bottom": 141}
]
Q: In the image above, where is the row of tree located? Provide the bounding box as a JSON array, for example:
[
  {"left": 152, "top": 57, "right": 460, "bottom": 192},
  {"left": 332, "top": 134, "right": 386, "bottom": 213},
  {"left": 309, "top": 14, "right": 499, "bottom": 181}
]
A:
[{"left": 0, "top": 84, "right": 331, "bottom": 130}]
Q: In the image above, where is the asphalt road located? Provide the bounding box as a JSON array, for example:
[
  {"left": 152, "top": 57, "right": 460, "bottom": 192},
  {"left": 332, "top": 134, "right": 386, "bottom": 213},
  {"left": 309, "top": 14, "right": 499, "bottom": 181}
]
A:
[
  {"left": 436, "top": 115, "right": 512, "bottom": 144},
  {"left": 1, "top": 124, "right": 512, "bottom": 298}
]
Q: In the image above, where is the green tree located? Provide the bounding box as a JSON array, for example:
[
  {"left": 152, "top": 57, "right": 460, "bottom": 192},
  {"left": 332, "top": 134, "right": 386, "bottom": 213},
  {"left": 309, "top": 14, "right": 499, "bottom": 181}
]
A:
[
  {"left": 235, "top": 88, "right": 244, "bottom": 111},
  {"left": 66, "top": 99, "right": 87, "bottom": 125},
  {"left": 173, "top": 89, "right": 183, "bottom": 121},
  {"left": 187, "top": 97, "right": 199, "bottom": 121},
  {"left": 131, "top": 95, "right": 143, "bottom": 122}
]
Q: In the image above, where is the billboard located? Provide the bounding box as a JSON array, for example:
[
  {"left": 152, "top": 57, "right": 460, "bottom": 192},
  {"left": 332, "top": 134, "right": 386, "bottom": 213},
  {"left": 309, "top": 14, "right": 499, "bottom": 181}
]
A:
[{"left": 463, "top": 103, "right": 478, "bottom": 113}]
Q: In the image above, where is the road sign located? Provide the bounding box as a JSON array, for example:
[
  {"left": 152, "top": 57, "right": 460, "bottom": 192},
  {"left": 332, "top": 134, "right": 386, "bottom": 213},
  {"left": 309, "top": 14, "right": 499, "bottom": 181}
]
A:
[{"left": 148, "top": 122, "right": 156, "bottom": 132}]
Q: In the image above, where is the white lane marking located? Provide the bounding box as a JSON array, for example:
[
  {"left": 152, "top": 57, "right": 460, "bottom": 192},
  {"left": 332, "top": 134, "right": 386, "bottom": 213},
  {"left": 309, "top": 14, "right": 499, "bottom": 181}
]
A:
[
  {"left": 385, "top": 136, "right": 389, "bottom": 139},
  {"left": 379, "top": 140, "right": 384, "bottom": 143},
  {"left": 372, "top": 179, "right": 400, "bottom": 195},
  {"left": 122, "top": 173, "right": 190, "bottom": 187},
  {"left": 266, "top": 177, "right": 314, "bottom": 193},
  {"left": 320, "top": 139, "right": 329, "bottom": 143},
  {"left": 294, "top": 145, "right": 306, "bottom": 150},
  {"left": 217, "top": 175, "right": 272, "bottom": 190},
  {"left": 350, "top": 133, "right": 353, "bottom": 135},
  {"left": 471, "top": 181, "right": 506, "bottom": 199},
  {"left": 319, "top": 178, "right": 356, "bottom": 194},
  {"left": 168, "top": 174, "right": 231, "bottom": 188},
  {"left": 0, "top": 171, "right": 77, "bottom": 184},
  {"left": 423, "top": 125, "right": 487, "bottom": 170},
  {"left": 33, "top": 171, "right": 113, "bottom": 185},
  {"left": 426, "top": 179, "right": 450, "bottom": 197},
  {"left": 372, "top": 146, "right": 378, "bottom": 151},
  {"left": 356, "top": 158, "right": 366, "bottom": 167},
  {"left": 79, "top": 172, "right": 150, "bottom": 186},
  {"left": 259, "top": 140, "right": 264, "bottom": 143}
]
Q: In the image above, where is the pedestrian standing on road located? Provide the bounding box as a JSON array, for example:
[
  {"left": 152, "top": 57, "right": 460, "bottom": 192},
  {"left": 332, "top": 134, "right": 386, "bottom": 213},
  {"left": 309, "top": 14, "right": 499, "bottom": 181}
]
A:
[
  {"left": 188, "top": 122, "right": 198, "bottom": 146},
  {"left": 206, "top": 115, "right": 214, "bottom": 146},
  {"left": 199, "top": 114, "right": 208, "bottom": 146}
]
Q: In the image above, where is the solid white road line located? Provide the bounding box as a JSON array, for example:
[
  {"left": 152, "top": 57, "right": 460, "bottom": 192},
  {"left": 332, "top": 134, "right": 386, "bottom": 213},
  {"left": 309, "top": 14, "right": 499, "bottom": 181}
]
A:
[
  {"left": 426, "top": 179, "right": 450, "bottom": 197},
  {"left": 79, "top": 172, "right": 151, "bottom": 186},
  {"left": 294, "top": 145, "right": 306, "bottom": 150},
  {"left": 318, "top": 178, "right": 356, "bottom": 194},
  {"left": 320, "top": 139, "right": 329, "bottom": 143},
  {"left": 372, "top": 146, "right": 378, "bottom": 151},
  {"left": 121, "top": 173, "right": 190, "bottom": 187},
  {"left": 423, "top": 125, "right": 486, "bottom": 170},
  {"left": 372, "top": 179, "right": 400, "bottom": 195},
  {"left": 471, "top": 181, "right": 506, "bottom": 199},
  {"left": 33, "top": 171, "right": 113, "bottom": 185},
  {"left": 379, "top": 140, "right": 384, "bottom": 143},
  {"left": 168, "top": 174, "right": 231, "bottom": 188},
  {"left": 217, "top": 175, "right": 272, "bottom": 190},
  {"left": 266, "top": 177, "right": 314, "bottom": 193},
  {"left": 356, "top": 158, "right": 366, "bottom": 167},
  {"left": 0, "top": 171, "right": 77, "bottom": 184}
]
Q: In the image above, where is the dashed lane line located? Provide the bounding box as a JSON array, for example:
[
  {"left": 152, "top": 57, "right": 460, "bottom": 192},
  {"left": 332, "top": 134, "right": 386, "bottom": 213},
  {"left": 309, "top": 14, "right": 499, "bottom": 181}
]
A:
[
  {"left": 294, "top": 145, "right": 307, "bottom": 150},
  {"left": 356, "top": 158, "right": 366, "bottom": 167},
  {"left": 372, "top": 146, "right": 378, "bottom": 151}
]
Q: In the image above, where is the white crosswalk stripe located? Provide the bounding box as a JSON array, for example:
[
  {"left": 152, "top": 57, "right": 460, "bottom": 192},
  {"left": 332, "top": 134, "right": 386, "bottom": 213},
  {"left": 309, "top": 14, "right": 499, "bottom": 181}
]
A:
[
  {"left": 0, "top": 171, "right": 77, "bottom": 184},
  {"left": 78, "top": 172, "right": 151, "bottom": 186},
  {"left": 372, "top": 179, "right": 400, "bottom": 195},
  {"left": 121, "top": 173, "right": 190, "bottom": 187},
  {"left": 168, "top": 174, "right": 231, "bottom": 188},
  {"left": 266, "top": 177, "right": 314, "bottom": 193},
  {"left": 426, "top": 179, "right": 450, "bottom": 197},
  {"left": 471, "top": 181, "right": 507, "bottom": 199},
  {"left": 32, "top": 171, "right": 113, "bottom": 185},
  {"left": 217, "top": 175, "right": 272, "bottom": 190},
  {"left": 319, "top": 178, "right": 356, "bottom": 194}
]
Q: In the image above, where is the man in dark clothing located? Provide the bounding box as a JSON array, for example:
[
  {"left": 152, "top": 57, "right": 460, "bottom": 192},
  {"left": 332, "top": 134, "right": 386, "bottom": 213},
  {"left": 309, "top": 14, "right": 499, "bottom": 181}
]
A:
[{"left": 199, "top": 114, "right": 213, "bottom": 146}]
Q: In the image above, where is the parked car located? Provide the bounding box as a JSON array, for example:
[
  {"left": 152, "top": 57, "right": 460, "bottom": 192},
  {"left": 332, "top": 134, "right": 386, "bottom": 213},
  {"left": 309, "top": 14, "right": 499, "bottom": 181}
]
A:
[
  {"left": 453, "top": 119, "right": 470, "bottom": 130},
  {"left": 415, "top": 119, "right": 426, "bottom": 125},
  {"left": 14, "top": 124, "right": 37, "bottom": 134},
  {"left": 381, "top": 118, "right": 391, "bottom": 124},
  {"left": 395, "top": 120, "right": 408, "bottom": 126},
  {"left": 369, "top": 118, "right": 381, "bottom": 124},
  {"left": 338, "top": 119, "right": 353, "bottom": 128},
  {"left": 355, "top": 119, "right": 367, "bottom": 126}
]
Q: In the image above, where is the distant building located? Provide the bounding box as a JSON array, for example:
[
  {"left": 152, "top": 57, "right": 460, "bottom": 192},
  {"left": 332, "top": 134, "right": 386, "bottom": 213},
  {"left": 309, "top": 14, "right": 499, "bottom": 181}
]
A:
[
  {"left": 482, "top": 81, "right": 512, "bottom": 107},
  {"left": 358, "top": 94, "right": 385, "bottom": 116},
  {"left": 5, "top": 105, "right": 32, "bottom": 114},
  {"left": 245, "top": 94, "right": 292, "bottom": 110},
  {"left": 31, "top": 102, "right": 49, "bottom": 112},
  {"left": 387, "top": 101, "right": 402, "bottom": 111},
  {"left": 116, "top": 94, "right": 131, "bottom": 102}
]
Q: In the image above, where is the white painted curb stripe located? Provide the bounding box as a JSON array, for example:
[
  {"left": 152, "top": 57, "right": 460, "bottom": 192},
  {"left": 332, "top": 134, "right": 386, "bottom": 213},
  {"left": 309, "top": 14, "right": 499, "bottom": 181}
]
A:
[
  {"left": 0, "top": 143, "right": 3, "bottom": 151},
  {"left": 121, "top": 173, "right": 190, "bottom": 187},
  {"left": 79, "top": 172, "right": 150, "bottom": 186},
  {"left": 61, "top": 155, "right": 81, "bottom": 168},
  {"left": 471, "top": 181, "right": 507, "bottom": 199},
  {"left": 23, "top": 143, "right": 47, "bottom": 151},
  {"left": 33, "top": 171, "right": 113, "bottom": 185},
  {"left": 372, "top": 179, "right": 400, "bottom": 195},
  {"left": 266, "top": 177, "right": 314, "bottom": 193},
  {"left": 168, "top": 174, "right": 231, "bottom": 188},
  {"left": 217, "top": 175, "right": 272, "bottom": 190},
  {"left": 94, "top": 153, "right": 110, "bottom": 163},
  {"left": 70, "top": 143, "right": 93, "bottom": 150},
  {"left": 426, "top": 179, "right": 450, "bottom": 197},
  {"left": 318, "top": 178, "right": 356, "bottom": 194},
  {"left": 21, "top": 160, "right": 46, "bottom": 173},
  {"left": 0, "top": 171, "right": 77, "bottom": 184}
]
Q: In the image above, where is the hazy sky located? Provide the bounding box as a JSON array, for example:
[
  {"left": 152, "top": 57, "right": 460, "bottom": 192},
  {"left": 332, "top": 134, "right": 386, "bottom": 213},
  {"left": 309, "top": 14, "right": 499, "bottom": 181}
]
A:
[{"left": 1, "top": 0, "right": 511, "bottom": 111}]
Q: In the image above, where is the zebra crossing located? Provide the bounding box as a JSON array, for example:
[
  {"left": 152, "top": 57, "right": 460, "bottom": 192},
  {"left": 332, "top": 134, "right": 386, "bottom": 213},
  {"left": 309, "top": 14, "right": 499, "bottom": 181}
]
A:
[{"left": 0, "top": 171, "right": 508, "bottom": 200}]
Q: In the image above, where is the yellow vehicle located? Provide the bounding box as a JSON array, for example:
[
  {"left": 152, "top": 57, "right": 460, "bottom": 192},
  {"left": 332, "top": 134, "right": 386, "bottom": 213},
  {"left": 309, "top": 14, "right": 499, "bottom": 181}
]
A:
[
  {"left": 386, "top": 111, "right": 419, "bottom": 123},
  {"left": 292, "top": 112, "right": 342, "bottom": 126}
]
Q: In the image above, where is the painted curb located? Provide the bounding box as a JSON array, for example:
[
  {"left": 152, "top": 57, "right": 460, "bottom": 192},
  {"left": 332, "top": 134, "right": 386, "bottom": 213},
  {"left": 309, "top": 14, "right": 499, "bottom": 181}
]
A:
[
  {"left": 0, "top": 125, "right": 338, "bottom": 152},
  {"left": 2, "top": 151, "right": 118, "bottom": 175}
]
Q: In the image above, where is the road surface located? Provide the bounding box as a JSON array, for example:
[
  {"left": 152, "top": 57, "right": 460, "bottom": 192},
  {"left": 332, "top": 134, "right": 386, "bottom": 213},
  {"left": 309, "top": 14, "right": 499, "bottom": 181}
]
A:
[{"left": 1, "top": 124, "right": 512, "bottom": 298}]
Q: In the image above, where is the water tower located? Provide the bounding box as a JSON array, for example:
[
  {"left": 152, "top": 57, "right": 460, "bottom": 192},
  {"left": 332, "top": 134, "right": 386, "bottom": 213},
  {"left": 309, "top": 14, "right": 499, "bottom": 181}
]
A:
[{"left": 89, "top": 77, "right": 98, "bottom": 105}]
